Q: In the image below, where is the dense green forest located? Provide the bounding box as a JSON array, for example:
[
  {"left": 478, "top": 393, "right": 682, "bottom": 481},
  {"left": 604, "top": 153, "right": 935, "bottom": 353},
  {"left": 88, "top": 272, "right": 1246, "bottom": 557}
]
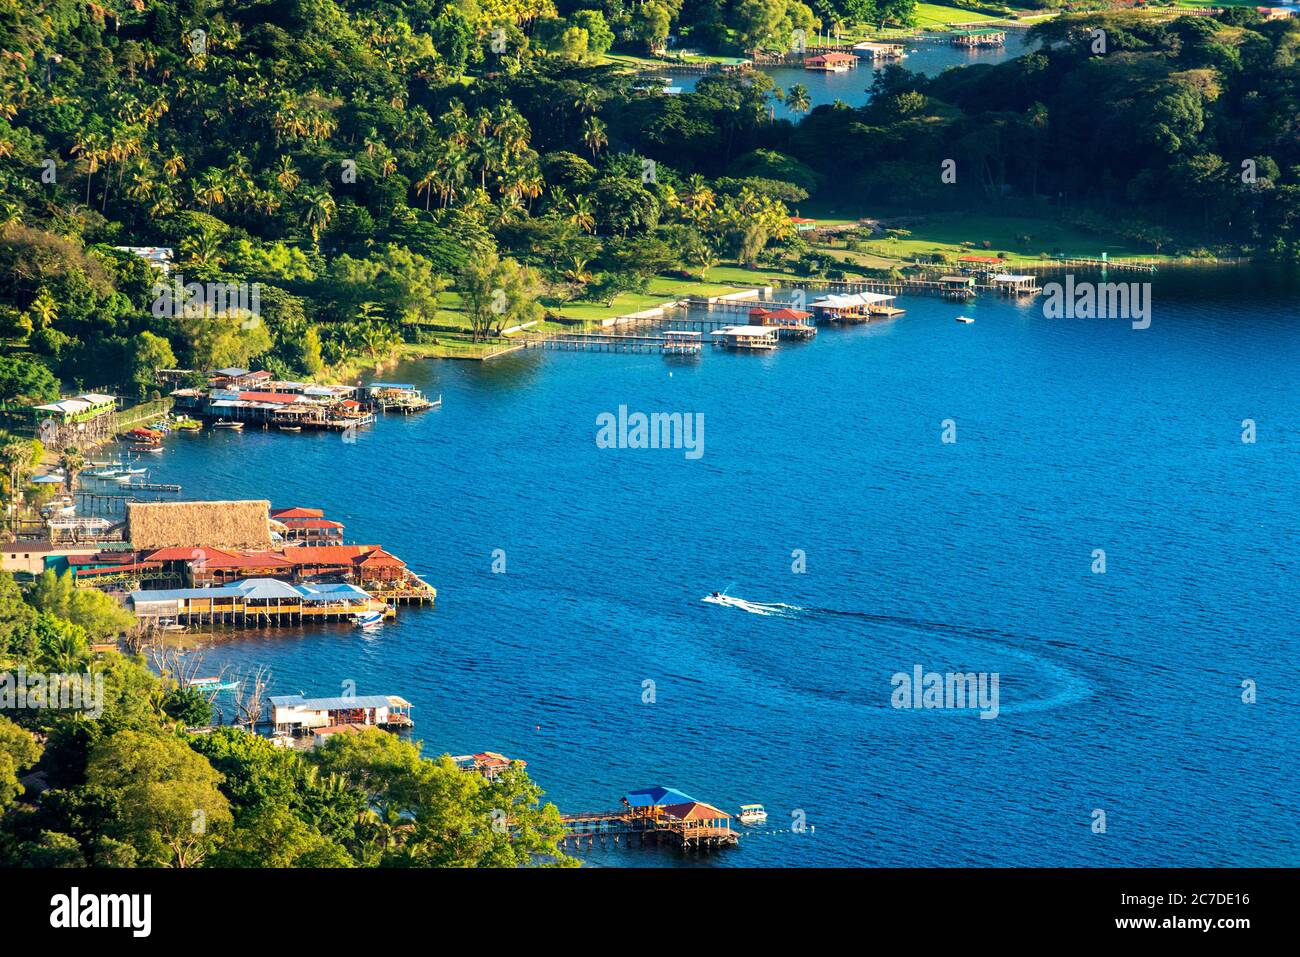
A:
[
  {"left": 0, "top": 0, "right": 1296, "bottom": 402},
  {"left": 0, "top": 569, "right": 572, "bottom": 867}
]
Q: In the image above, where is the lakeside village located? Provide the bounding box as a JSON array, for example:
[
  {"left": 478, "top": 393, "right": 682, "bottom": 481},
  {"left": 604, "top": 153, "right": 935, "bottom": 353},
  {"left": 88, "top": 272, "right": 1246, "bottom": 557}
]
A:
[
  {"left": 0, "top": 250, "right": 1060, "bottom": 855},
  {"left": 1, "top": 375, "right": 762, "bottom": 853},
  {"left": 2, "top": 493, "right": 750, "bottom": 851}
]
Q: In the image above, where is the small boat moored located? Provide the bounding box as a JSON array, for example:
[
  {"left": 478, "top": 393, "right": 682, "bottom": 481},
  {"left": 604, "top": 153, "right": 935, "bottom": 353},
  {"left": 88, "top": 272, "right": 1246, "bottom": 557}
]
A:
[
  {"left": 352, "top": 611, "right": 385, "bottom": 629},
  {"left": 738, "top": 804, "right": 768, "bottom": 825},
  {"left": 188, "top": 676, "right": 240, "bottom": 692},
  {"left": 955, "top": 316, "right": 975, "bottom": 324},
  {"left": 213, "top": 420, "right": 244, "bottom": 430}
]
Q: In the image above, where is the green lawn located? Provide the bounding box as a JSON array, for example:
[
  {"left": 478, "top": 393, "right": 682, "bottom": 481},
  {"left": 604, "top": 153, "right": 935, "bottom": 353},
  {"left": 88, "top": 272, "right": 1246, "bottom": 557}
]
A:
[
  {"left": 816, "top": 213, "right": 1168, "bottom": 267},
  {"left": 912, "top": 3, "right": 1004, "bottom": 27}
]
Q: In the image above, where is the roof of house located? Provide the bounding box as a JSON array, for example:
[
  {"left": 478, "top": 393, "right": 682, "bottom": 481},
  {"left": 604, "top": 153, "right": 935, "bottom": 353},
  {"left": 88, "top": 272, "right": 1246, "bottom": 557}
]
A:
[
  {"left": 212, "top": 368, "right": 250, "bottom": 377},
  {"left": 128, "top": 578, "right": 371, "bottom": 605},
  {"left": 624, "top": 786, "right": 699, "bottom": 808},
  {"left": 268, "top": 694, "right": 395, "bottom": 711},
  {"left": 660, "top": 801, "right": 730, "bottom": 821},
  {"left": 237, "top": 392, "right": 304, "bottom": 404},
  {"left": 127, "top": 499, "right": 271, "bottom": 551},
  {"left": 281, "top": 518, "right": 344, "bottom": 529},
  {"left": 270, "top": 507, "right": 325, "bottom": 519},
  {"left": 811, "top": 292, "right": 896, "bottom": 308},
  {"left": 711, "top": 325, "right": 776, "bottom": 337},
  {"left": 754, "top": 306, "right": 811, "bottom": 321}
]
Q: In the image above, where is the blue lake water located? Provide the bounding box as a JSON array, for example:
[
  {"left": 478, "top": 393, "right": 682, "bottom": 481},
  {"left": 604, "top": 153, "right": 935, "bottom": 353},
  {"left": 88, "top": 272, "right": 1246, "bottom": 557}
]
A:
[
  {"left": 139, "top": 264, "right": 1298, "bottom": 867},
  {"left": 671, "top": 31, "right": 1033, "bottom": 118}
]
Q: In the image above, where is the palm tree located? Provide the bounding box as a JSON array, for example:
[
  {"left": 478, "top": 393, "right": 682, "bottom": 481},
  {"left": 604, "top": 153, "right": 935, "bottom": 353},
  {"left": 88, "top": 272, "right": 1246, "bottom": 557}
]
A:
[
  {"left": 414, "top": 168, "right": 438, "bottom": 211},
  {"left": 58, "top": 447, "right": 84, "bottom": 493},
  {"left": 565, "top": 194, "right": 596, "bottom": 234},
  {"left": 582, "top": 116, "right": 608, "bottom": 159},
  {"left": 301, "top": 186, "right": 337, "bottom": 244},
  {"left": 71, "top": 131, "right": 109, "bottom": 205},
  {"left": 787, "top": 83, "right": 812, "bottom": 116},
  {"left": 274, "top": 155, "right": 300, "bottom": 194}
]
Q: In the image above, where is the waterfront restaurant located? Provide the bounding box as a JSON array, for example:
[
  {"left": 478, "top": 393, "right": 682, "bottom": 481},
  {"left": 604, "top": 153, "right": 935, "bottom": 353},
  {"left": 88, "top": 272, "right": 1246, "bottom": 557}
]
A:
[
  {"left": 622, "top": 786, "right": 701, "bottom": 826},
  {"left": 710, "top": 325, "right": 778, "bottom": 350},
  {"left": 809, "top": 291, "right": 904, "bottom": 322},
  {"left": 278, "top": 516, "right": 345, "bottom": 543},
  {"left": 126, "top": 577, "right": 385, "bottom": 624},
  {"left": 657, "top": 802, "right": 737, "bottom": 846},
  {"left": 30, "top": 393, "right": 116, "bottom": 426},
  {"left": 269, "top": 693, "right": 414, "bottom": 735}
]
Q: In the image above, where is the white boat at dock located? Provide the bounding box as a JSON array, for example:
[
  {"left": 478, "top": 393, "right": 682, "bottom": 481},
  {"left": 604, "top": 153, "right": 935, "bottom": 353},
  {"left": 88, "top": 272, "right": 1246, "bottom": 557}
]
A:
[
  {"left": 738, "top": 804, "right": 768, "bottom": 825},
  {"left": 352, "top": 611, "right": 385, "bottom": 629}
]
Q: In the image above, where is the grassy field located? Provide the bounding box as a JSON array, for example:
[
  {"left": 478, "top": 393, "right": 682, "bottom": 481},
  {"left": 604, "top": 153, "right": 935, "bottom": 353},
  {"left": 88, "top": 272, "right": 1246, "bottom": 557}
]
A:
[
  {"left": 809, "top": 213, "right": 1169, "bottom": 268},
  {"left": 912, "top": 3, "right": 1004, "bottom": 27}
]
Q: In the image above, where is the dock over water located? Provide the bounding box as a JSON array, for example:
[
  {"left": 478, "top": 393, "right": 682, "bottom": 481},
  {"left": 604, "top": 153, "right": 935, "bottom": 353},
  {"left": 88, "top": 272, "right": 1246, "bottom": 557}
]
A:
[{"left": 560, "top": 787, "right": 740, "bottom": 852}]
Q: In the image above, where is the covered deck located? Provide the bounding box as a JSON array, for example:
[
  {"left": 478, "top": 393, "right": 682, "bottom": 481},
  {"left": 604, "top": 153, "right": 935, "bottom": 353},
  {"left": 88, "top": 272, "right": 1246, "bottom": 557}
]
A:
[{"left": 710, "top": 325, "right": 778, "bottom": 350}]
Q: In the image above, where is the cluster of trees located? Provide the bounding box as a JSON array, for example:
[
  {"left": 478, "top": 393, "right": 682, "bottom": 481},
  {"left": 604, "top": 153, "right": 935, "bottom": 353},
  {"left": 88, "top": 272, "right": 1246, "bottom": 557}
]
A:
[
  {"left": 0, "top": 570, "right": 571, "bottom": 868},
  {"left": 2, "top": 1, "right": 1297, "bottom": 411},
  {"left": 771, "top": 12, "right": 1300, "bottom": 255}
]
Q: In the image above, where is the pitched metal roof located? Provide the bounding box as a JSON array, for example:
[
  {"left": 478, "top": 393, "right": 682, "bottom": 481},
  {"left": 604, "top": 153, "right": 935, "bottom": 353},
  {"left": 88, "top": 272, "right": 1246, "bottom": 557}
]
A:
[
  {"left": 268, "top": 694, "right": 395, "bottom": 711},
  {"left": 624, "top": 786, "right": 699, "bottom": 807}
]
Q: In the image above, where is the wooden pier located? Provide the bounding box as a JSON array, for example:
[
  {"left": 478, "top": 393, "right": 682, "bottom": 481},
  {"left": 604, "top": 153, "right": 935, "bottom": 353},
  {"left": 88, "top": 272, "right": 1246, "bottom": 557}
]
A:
[
  {"left": 558, "top": 810, "right": 739, "bottom": 852},
  {"left": 522, "top": 332, "right": 695, "bottom": 355},
  {"left": 1013, "top": 257, "right": 1159, "bottom": 274}
]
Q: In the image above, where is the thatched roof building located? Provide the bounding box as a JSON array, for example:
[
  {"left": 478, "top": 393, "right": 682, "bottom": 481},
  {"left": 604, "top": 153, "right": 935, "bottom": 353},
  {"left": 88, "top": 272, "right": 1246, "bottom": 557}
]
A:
[{"left": 126, "top": 500, "right": 271, "bottom": 551}]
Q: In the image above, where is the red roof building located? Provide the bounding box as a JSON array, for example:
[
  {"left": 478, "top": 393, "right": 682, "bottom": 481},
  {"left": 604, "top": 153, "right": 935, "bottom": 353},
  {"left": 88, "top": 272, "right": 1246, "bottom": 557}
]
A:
[{"left": 271, "top": 507, "right": 325, "bottom": 520}]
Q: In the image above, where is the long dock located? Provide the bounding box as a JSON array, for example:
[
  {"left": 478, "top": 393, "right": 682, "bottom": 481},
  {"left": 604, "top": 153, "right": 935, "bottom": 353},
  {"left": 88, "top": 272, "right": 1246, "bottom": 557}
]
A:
[{"left": 522, "top": 332, "right": 701, "bottom": 355}]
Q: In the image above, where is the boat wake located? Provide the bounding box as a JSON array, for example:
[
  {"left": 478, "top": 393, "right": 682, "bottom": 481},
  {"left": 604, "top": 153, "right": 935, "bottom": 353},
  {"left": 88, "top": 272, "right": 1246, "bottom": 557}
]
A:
[
  {"left": 699, "top": 595, "right": 1091, "bottom": 712},
  {"left": 701, "top": 593, "right": 801, "bottom": 617}
]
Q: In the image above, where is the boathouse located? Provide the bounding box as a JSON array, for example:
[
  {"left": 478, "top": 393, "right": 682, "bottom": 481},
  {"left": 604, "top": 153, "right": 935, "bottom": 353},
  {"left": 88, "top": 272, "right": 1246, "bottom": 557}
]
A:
[
  {"left": 363, "top": 383, "right": 433, "bottom": 413},
  {"left": 268, "top": 693, "right": 414, "bottom": 735},
  {"left": 749, "top": 306, "right": 817, "bottom": 339},
  {"left": 939, "top": 275, "right": 976, "bottom": 300},
  {"left": 853, "top": 41, "right": 904, "bottom": 60},
  {"left": 805, "top": 52, "right": 857, "bottom": 72},
  {"left": 662, "top": 330, "right": 702, "bottom": 355},
  {"left": 990, "top": 274, "right": 1041, "bottom": 297},
  {"left": 810, "top": 291, "right": 904, "bottom": 322},
  {"left": 710, "top": 325, "right": 778, "bottom": 350},
  {"left": 953, "top": 29, "right": 1005, "bottom": 48}
]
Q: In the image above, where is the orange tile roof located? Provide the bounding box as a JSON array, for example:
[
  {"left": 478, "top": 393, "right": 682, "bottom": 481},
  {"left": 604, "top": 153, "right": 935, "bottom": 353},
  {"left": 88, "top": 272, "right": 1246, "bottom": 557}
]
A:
[
  {"left": 271, "top": 507, "right": 325, "bottom": 519},
  {"left": 282, "top": 518, "right": 344, "bottom": 529}
]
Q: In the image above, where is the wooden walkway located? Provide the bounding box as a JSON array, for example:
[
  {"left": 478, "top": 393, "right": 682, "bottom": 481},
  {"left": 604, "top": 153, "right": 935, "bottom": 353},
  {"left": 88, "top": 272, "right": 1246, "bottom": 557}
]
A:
[
  {"left": 522, "top": 332, "right": 700, "bottom": 355},
  {"left": 1012, "top": 257, "right": 1158, "bottom": 273}
]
